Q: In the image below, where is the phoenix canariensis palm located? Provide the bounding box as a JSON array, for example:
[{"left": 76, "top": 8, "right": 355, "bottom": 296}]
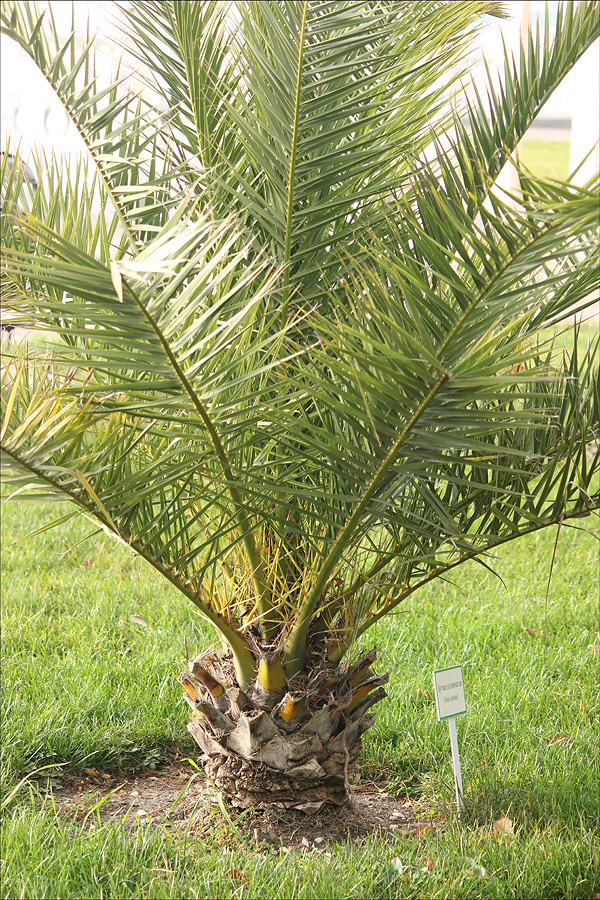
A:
[{"left": 1, "top": 0, "right": 599, "bottom": 811}]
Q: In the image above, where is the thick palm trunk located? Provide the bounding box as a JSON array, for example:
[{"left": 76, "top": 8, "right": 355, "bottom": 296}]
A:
[{"left": 180, "top": 648, "right": 387, "bottom": 812}]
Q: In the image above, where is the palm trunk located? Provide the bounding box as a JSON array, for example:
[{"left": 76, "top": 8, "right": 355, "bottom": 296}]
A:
[{"left": 181, "top": 647, "right": 387, "bottom": 812}]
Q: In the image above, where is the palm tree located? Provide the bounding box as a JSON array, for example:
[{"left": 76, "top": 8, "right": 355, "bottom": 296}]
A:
[{"left": 1, "top": 0, "right": 598, "bottom": 813}]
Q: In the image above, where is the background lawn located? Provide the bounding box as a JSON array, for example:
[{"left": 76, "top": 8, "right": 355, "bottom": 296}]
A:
[
  {"left": 1, "top": 492, "right": 598, "bottom": 899},
  {"left": 519, "top": 140, "right": 571, "bottom": 181}
]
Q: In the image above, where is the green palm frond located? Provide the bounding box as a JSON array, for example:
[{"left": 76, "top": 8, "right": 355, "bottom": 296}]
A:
[
  {"left": 450, "top": 0, "right": 600, "bottom": 203},
  {"left": 1, "top": 144, "right": 120, "bottom": 281},
  {"left": 0, "top": 0, "right": 184, "bottom": 248},
  {"left": 117, "top": 1, "right": 502, "bottom": 318},
  {"left": 2, "top": 203, "right": 294, "bottom": 632},
  {"left": 271, "top": 133, "right": 597, "bottom": 660},
  {"left": 122, "top": 0, "right": 244, "bottom": 177}
]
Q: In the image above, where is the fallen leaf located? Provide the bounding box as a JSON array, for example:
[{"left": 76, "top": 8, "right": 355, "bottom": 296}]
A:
[
  {"left": 226, "top": 869, "right": 250, "bottom": 883},
  {"left": 544, "top": 733, "right": 572, "bottom": 745},
  {"left": 521, "top": 626, "right": 540, "bottom": 637},
  {"left": 130, "top": 614, "right": 149, "bottom": 628},
  {"left": 100, "top": 773, "right": 112, "bottom": 781},
  {"left": 493, "top": 816, "right": 514, "bottom": 837},
  {"left": 84, "top": 768, "right": 98, "bottom": 776},
  {"left": 408, "top": 824, "right": 435, "bottom": 837},
  {"left": 423, "top": 856, "right": 434, "bottom": 870}
]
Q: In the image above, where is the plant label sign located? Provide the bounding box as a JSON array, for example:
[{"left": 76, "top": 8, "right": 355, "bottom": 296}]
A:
[
  {"left": 433, "top": 665, "right": 466, "bottom": 814},
  {"left": 433, "top": 665, "right": 466, "bottom": 721}
]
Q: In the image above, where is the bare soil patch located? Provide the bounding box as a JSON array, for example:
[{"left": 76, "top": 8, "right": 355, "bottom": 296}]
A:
[{"left": 39, "top": 764, "right": 438, "bottom": 852}]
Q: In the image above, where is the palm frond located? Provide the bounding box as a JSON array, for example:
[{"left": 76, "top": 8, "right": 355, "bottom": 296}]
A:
[
  {"left": 1, "top": 204, "right": 300, "bottom": 638},
  {"left": 280, "top": 162, "right": 599, "bottom": 670},
  {"left": 1, "top": 143, "right": 121, "bottom": 274},
  {"left": 450, "top": 0, "right": 600, "bottom": 203},
  {"left": 118, "top": 1, "right": 498, "bottom": 317},
  {"left": 0, "top": 0, "right": 183, "bottom": 247}
]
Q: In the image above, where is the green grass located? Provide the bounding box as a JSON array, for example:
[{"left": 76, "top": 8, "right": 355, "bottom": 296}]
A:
[
  {"left": 545, "top": 320, "right": 598, "bottom": 348},
  {"left": 1, "top": 501, "right": 599, "bottom": 899},
  {"left": 519, "top": 140, "right": 570, "bottom": 181}
]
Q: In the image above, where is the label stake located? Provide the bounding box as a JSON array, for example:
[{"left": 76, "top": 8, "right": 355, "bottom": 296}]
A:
[
  {"left": 433, "top": 664, "right": 466, "bottom": 816},
  {"left": 447, "top": 715, "right": 464, "bottom": 814}
]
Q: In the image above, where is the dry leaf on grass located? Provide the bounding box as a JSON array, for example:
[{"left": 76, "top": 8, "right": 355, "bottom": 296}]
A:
[
  {"left": 226, "top": 869, "right": 250, "bottom": 883},
  {"left": 521, "top": 626, "right": 540, "bottom": 637},
  {"left": 130, "top": 614, "right": 149, "bottom": 627},
  {"left": 544, "top": 733, "right": 572, "bottom": 745},
  {"left": 462, "top": 857, "right": 487, "bottom": 878},
  {"left": 493, "top": 816, "right": 514, "bottom": 837},
  {"left": 389, "top": 858, "right": 411, "bottom": 879}
]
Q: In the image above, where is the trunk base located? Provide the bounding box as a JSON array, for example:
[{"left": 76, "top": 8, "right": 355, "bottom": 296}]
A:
[{"left": 201, "top": 751, "right": 357, "bottom": 812}]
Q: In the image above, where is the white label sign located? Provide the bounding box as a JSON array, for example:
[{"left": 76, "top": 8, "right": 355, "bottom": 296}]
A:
[{"left": 433, "top": 665, "right": 466, "bottom": 721}]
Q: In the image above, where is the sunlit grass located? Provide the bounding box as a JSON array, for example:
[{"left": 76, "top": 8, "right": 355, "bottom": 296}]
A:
[{"left": 519, "top": 140, "right": 571, "bottom": 181}]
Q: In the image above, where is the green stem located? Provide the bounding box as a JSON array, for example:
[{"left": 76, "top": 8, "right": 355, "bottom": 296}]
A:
[
  {"left": 226, "top": 635, "right": 258, "bottom": 690},
  {"left": 283, "top": 371, "right": 451, "bottom": 678}
]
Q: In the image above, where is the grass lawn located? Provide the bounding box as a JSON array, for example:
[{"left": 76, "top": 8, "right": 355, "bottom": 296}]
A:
[
  {"left": 519, "top": 140, "right": 571, "bottom": 181},
  {"left": 1, "top": 498, "right": 598, "bottom": 899}
]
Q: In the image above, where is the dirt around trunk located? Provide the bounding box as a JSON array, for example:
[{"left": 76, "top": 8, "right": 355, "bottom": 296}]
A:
[{"left": 37, "top": 763, "right": 439, "bottom": 852}]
